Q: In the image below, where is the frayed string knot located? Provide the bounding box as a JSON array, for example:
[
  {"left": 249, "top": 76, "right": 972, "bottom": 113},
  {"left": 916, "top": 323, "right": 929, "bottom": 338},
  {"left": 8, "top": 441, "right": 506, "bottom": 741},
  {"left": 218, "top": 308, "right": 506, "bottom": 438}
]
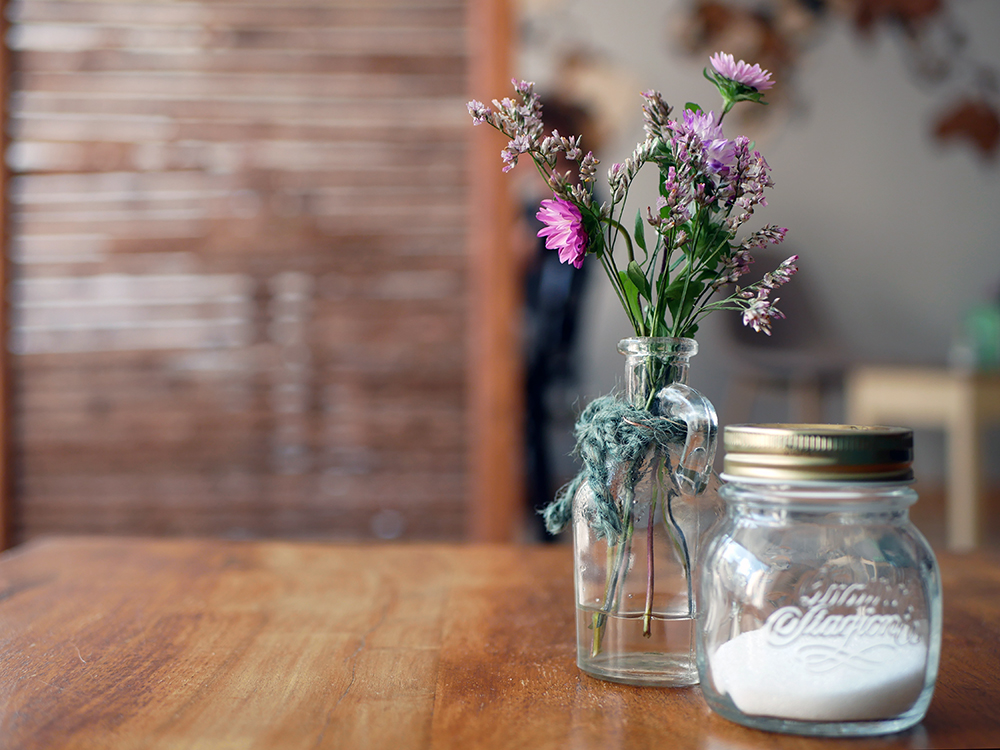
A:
[{"left": 542, "top": 395, "right": 685, "bottom": 541}]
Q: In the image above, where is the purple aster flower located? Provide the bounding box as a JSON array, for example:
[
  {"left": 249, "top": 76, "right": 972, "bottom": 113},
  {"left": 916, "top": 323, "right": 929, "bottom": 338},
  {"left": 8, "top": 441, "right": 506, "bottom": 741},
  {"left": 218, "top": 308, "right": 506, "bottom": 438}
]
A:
[
  {"left": 536, "top": 197, "right": 587, "bottom": 269},
  {"left": 681, "top": 108, "right": 723, "bottom": 141},
  {"left": 674, "top": 109, "right": 734, "bottom": 174},
  {"left": 710, "top": 52, "right": 774, "bottom": 92}
]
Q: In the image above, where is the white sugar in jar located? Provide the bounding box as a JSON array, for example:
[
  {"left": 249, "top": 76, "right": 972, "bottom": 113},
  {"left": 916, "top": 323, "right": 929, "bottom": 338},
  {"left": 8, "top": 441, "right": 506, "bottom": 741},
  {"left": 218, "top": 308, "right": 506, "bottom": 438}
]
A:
[{"left": 697, "top": 424, "right": 941, "bottom": 737}]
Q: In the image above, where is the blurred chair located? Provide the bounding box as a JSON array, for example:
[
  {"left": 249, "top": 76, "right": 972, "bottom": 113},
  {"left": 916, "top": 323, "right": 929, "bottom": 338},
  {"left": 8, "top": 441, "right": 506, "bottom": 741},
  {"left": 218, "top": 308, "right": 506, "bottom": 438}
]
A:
[{"left": 846, "top": 365, "right": 1000, "bottom": 551}]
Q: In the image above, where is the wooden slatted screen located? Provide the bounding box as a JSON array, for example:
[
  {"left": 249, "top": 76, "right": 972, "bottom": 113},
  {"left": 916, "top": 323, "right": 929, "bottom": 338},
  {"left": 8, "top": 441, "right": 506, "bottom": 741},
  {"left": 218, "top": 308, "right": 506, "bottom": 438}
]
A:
[{"left": 4, "top": 0, "right": 494, "bottom": 542}]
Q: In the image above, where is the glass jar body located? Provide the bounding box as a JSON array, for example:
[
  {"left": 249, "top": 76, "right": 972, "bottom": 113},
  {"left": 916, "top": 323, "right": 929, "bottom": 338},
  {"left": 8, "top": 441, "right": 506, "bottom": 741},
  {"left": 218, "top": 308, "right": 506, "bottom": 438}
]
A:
[
  {"left": 697, "top": 480, "right": 941, "bottom": 736},
  {"left": 573, "top": 338, "right": 719, "bottom": 686}
]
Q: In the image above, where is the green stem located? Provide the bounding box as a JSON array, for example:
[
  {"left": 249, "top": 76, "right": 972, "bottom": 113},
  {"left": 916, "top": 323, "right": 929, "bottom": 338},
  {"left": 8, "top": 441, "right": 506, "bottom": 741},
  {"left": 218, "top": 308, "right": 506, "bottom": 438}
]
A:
[
  {"left": 643, "top": 355, "right": 666, "bottom": 413},
  {"left": 598, "top": 251, "right": 627, "bottom": 308},
  {"left": 667, "top": 222, "right": 700, "bottom": 337},
  {"left": 592, "top": 543, "right": 617, "bottom": 656},
  {"left": 604, "top": 217, "right": 635, "bottom": 264},
  {"left": 673, "top": 237, "right": 733, "bottom": 334},
  {"left": 590, "top": 491, "right": 634, "bottom": 657},
  {"left": 657, "top": 457, "right": 693, "bottom": 616},
  {"left": 643, "top": 486, "right": 656, "bottom": 637},
  {"left": 599, "top": 252, "right": 641, "bottom": 335}
]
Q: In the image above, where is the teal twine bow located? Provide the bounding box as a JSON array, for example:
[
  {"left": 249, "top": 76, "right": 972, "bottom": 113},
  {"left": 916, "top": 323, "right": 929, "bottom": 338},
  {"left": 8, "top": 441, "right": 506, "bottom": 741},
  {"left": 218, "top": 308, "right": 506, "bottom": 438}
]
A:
[{"left": 542, "top": 395, "right": 686, "bottom": 542}]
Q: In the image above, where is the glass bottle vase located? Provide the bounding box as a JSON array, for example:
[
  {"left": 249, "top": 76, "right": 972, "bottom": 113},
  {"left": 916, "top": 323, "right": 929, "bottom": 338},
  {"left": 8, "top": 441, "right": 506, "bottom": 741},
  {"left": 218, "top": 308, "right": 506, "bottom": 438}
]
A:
[{"left": 572, "top": 337, "right": 719, "bottom": 686}]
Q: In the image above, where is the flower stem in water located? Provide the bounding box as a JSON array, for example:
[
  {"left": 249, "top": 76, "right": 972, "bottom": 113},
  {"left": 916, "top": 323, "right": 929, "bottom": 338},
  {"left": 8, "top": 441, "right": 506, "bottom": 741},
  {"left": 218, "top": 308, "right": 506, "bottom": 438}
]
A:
[
  {"left": 643, "top": 489, "right": 656, "bottom": 637},
  {"left": 591, "top": 491, "right": 634, "bottom": 657}
]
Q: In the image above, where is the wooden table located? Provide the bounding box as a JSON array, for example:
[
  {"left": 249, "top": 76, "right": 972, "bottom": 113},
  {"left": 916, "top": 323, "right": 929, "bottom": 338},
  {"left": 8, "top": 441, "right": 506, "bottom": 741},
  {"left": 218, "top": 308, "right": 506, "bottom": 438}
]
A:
[
  {"left": 846, "top": 365, "right": 1000, "bottom": 551},
  {"left": 0, "top": 537, "right": 998, "bottom": 749}
]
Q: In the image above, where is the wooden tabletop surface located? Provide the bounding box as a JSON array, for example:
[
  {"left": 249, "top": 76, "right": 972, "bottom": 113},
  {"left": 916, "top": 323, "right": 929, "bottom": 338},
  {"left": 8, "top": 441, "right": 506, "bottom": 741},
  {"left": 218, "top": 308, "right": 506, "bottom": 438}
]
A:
[{"left": 0, "top": 536, "right": 997, "bottom": 749}]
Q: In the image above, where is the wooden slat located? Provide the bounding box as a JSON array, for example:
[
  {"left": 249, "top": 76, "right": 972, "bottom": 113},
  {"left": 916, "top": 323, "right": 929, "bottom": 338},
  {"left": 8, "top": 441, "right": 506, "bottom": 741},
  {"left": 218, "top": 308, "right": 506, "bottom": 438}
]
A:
[
  {"left": 10, "top": 3, "right": 466, "bottom": 27},
  {"left": 17, "top": 50, "right": 467, "bottom": 76}
]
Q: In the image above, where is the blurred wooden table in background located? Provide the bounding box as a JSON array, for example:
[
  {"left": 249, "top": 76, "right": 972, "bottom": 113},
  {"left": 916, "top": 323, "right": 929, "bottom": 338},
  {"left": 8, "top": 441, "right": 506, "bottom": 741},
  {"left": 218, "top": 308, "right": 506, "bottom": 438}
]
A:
[
  {"left": 846, "top": 365, "right": 1000, "bottom": 551},
  {"left": 0, "top": 537, "right": 998, "bottom": 749}
]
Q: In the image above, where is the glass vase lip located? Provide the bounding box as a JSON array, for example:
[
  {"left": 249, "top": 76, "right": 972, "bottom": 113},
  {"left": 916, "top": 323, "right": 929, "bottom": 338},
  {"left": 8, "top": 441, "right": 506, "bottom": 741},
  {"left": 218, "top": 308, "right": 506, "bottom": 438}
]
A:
[{"left": 617, "top": 336, "right": 698, "bottom": 357}]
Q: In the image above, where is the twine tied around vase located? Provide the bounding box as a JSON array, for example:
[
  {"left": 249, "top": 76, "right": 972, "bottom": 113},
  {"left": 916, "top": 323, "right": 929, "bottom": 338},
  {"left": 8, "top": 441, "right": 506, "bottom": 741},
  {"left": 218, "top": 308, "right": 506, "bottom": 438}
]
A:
[{"left": 542, "top": 395, "right": 687, "bottom": 543}]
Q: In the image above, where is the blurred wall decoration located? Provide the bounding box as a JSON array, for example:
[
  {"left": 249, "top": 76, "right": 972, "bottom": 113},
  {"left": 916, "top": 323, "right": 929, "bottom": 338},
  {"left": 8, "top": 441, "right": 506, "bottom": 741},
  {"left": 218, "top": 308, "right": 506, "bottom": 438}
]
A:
[
  {"left": 5, "top": 0, "right": 471, "bottom": 542},
  {"left": 673, "top": 0, "right": 1000, "bottom": 159}
]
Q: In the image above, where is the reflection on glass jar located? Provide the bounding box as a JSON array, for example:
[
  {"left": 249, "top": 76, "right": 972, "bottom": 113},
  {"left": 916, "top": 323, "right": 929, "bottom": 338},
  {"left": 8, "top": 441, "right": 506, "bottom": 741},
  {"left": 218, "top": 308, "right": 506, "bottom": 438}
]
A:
[{"left": 697, "top": 424, "right": 941, "bottom": 737}]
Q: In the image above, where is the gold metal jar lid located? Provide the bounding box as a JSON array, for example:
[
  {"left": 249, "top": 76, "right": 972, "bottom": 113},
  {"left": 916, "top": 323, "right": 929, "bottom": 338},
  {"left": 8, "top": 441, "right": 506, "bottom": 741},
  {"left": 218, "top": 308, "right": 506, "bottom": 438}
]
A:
[{"left": 722, "top": 424, "right": 914, "bottom": 482}]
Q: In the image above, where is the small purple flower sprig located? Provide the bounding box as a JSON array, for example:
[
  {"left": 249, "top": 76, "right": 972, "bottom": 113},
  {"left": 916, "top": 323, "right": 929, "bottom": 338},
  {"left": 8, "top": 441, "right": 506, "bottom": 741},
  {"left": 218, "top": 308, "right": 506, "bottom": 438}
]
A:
[{"left": 468, "top": 52, "right": 796, "bottom": 338}]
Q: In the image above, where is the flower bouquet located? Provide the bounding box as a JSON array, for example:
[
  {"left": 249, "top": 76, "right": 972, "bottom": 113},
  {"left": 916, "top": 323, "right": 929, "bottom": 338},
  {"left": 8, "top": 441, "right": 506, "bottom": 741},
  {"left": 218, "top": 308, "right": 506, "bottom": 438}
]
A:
[{"left": 468, "top": 53, "right": 797, "bottom": 685}]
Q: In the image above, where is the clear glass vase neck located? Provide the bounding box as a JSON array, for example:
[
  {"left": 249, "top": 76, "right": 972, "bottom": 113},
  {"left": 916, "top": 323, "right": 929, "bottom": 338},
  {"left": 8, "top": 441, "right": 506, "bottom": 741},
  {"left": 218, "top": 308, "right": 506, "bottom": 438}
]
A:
[{"left": 618, "top": 337, "right": 697, "bottom": 408}]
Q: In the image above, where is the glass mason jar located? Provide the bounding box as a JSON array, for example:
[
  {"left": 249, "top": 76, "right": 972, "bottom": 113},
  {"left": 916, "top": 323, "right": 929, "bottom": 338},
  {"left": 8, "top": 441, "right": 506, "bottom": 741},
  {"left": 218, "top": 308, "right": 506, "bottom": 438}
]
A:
[
  {"left": 698, "top": 424, "right": 942, "bottom": 737},
  {"left": 573, "top": 337, "right": 719, "bottom": 686}
]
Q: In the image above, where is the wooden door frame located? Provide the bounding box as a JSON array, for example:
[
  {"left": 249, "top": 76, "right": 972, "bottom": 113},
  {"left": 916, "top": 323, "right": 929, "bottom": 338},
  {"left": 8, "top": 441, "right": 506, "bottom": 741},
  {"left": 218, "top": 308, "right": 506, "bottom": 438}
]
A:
[
  {"left": 0, "top": 0, "right": 11, "bottom": 550},
  {"left": 466, "top": 0, "right": 524, "bottom": 542}
]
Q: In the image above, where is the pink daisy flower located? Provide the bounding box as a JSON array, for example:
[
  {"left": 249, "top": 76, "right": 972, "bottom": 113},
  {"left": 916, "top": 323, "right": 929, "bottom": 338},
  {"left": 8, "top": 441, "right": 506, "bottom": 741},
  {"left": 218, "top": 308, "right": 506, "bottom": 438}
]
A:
[
  {"left": 536, "top": 197, "right": 587, "bottom": 269},
  {"left": 710, "top": 52, "right": 774, "bottom": 92}
]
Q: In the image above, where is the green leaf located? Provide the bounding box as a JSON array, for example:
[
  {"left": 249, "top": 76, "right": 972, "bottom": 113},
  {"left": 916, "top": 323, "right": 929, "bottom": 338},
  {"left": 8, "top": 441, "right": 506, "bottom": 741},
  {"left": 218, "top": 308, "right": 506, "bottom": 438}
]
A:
[
  {"left": 633, "top": 209, "right": 647, "bottom": 254},
  {"left": 685, "top": 102, "right": 702, "bottom": 114},
  {"left": 581, "top": 210, "right": 604, "bottom": 254},
  {"left": 627, "top": 260, "right": 651, "bottom": 301},
  {"left": 618, "top": 270, "right": 644, "bottom": 329},
  {"left": 664, "top": 276, "right": 705, "bottom": 323},
  {"left": 652, "top": 139, "right": 672, "bottom": 162},
  {"left": 656, "top": 265, "right": 670, "bottom": 296},
  {"left": 651, "top": 264, "right": 671, "bottom": 332}
]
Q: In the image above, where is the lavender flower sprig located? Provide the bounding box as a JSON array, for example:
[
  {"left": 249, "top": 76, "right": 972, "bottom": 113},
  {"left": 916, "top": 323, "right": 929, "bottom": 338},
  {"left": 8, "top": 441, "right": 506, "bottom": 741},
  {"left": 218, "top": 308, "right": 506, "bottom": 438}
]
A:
[{"left": 468, "top": 52, "right": 796, "bottom": 340}]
